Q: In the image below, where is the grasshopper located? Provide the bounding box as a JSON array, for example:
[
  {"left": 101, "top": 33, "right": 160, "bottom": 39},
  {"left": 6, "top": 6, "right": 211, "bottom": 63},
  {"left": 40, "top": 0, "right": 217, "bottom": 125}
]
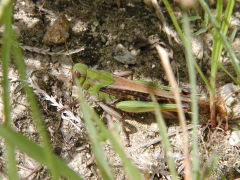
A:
[
  {"left": 73, "top": 63, "right": 240, "bottom": 130},
  {"left": 73, "top": 63, "right": 191, "bottom": 113}
]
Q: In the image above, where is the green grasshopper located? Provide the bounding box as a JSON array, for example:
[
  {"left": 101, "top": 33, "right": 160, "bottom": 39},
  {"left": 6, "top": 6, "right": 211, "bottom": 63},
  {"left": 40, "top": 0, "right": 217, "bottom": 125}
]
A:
[
  {"left": 73, "top": 63, "right": 191, "bottom": 113},
  {"left": 73, "top": 63, "right": 240, "bottom": 130}
]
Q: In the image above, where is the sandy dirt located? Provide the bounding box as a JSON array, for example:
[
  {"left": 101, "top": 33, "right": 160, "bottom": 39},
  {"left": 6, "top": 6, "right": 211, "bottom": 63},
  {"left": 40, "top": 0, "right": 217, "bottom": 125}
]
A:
[{"left": 1, "top": 0, "right": 240, "bottom": 179}]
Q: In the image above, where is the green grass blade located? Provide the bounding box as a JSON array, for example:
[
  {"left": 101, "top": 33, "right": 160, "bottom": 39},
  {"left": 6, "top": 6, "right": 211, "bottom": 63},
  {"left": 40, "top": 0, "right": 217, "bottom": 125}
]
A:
[
  {"left": 209, "top": 0, "right": 234, "bottom": 126},
  {"left": 229, "top": 27, "right": 238, "bottom": 43},
  {"left": 77, "top": 88, "right": 114, "bottom": 180},
  {"left": 161, "top": 0, "right": 211, "bottom": 91},
  {"left": 200, "top": 156, "right": 219, "bottom": 180},
  {"left": 198, "top": 0, "right": 240, "bottom": 79},
  {"left": 0, "top": 0, "right": 11, "bottom": 24},
  {"left": 0, "top": 126, "right": 83, "bottom": 180},
  {"left": 150, "top": 95, "right": 178, "bottom": 180},
  {"left": 92, "top": 112, "right": 143, "bottom": 180},
  {"left": 161, "top": 0, "right": 184, "bottom": 41},
  {"left": 194, "top": 61, "right": 212, "bottom": 91},
  {"left": 116, "top": 101, "right": 177, "bottom": 113},
  {"left": 1, "top": 5, "right": 19, "bottom": 180},
  {"left": 219, "top": 63, "right": 238, "bottom": 84},
  {"left": 210, "top": 0, "right": 224, "bottom": 98},
  {"left": 76, "top": 83, "right": 143, "bottom": 180},
  {"left": 10, "top": 33, "right": 59, "bottom": 179},
  {"left": 5, "top": 144, "right": 18, "bottom": 180},
  {"left": 210, "top": 0, "right": 223, "bottom": 89},
  {"left": 182, "top": 13, "right": 199, "bottom": 179},
  {"left": 180, "top": 15, "right": 201, "bottom": 23},
  {"left": 1, "top": 7, "right": 11, "bottom": 127},
  {"left": 194, "top": 12, "right": 209, "bottom": 35}
]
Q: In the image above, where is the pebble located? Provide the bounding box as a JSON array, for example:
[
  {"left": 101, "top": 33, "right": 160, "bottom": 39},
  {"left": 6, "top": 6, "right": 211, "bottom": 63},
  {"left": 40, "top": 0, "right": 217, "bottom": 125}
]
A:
[
  {"left": 72, "top": 20, "right": 87, "bottom": 35},
  {"left": 229, "top": 131, "right": 240, "bottom": 147},
  {"left": 114, "top": 44, "right": 137, "bottom": 64},
  {"left": 149, "top": 123, "right": 159, "bottom": 132},
  {"left": 43, "top": 14, "right": 70, "bottom": 45}
]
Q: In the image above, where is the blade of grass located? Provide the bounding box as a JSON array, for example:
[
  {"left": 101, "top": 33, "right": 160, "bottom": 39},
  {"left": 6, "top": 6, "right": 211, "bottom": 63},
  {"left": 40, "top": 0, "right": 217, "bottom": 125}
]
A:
[
  {"left": 0, "top": 125, "right": 83, "bottom": 180},
  {"left": 151, "top": 95, "right": 178, "bottom": 180},
  {"left": 10, "top": 32, "right": 59, "bottom": 179},
  {"left": 182, "top": 12, "right": 199, "bottom": 179},
  {"left": 198, "top": 0, "right": 240, "bottom": 79},
  {"left": 199, "top": 156, "right": 219, "bottom": 180},
  {"left": 155, "top": 44, "right": 192, "bottom": 180},
  {"left": 161, "top": 0, "right": 211, "bottom": 91},
  {"left": 219, "top": 63, "right": 238, "bottom": 84},
  {"left": 161, "top": 0, "right": 184, "bottom": 41},
  {"left": 194, "top": 11, "right": 208, "bottom": 35},
  {"left": 1, "top": 5, "right": 18, "bottom": 180},
  {"left": 76, "top": 84, "right": 114, "bottom": 180},
  {"left": 210, "top": 0, "right": 234, "bottom": 127},
  {"left": 210, "top": 0, "right": 221, "bottom": 123},
  {"left": 76, "top": 82, "right": 143, "bottom": 180},
  {"left": 92, "top": 115, "right": 143, "bottom": 180},
  {"left": 229, "top": 27, "right": 238, "bottom": 44},
  {"left": 0, "top": 0, "right": 11, "bottom": 24}
]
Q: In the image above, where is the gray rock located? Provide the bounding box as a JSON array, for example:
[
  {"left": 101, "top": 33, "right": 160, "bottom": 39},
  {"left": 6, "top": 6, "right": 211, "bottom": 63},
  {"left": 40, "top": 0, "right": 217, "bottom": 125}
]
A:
[{"left": 114, "top": 44, "right": 137, "bottom": 64}]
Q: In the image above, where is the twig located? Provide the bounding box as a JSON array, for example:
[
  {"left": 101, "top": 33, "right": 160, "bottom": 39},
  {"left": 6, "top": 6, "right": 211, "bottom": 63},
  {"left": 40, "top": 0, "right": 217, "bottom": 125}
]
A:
[
  {"left": 19, "top": 44, "right": 84, "bottom": 56},
  {"left": 139, "top": 125, "right": 197, "bottom": 149},
  {"left": 29, "top": 78, "right": 84, "bottom": 132},
  {"left": 99, "top": 102, "right": 130, "bottom": 146},
  {"left": 0, "top": 40, "right": 85, "bottom": 56},
  {"left": 155, "top": 44, "right": 192, "bottom": 179}
]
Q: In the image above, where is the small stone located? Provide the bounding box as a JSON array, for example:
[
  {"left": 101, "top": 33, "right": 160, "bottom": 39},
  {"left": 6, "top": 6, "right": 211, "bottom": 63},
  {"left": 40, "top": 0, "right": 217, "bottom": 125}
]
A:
[
  {"left": 229, "top": 131, "right": 240, "bottom": 147},
  {"left": 150, "top": 123, "right": 159, "bottom": 132},
  {"left": 43, "top": 14, "right": 70, "bottom": 45},
  {"left": 120, "top": 23, "right": 125, "bottom": 29},
  {"left": 93, "top": 21, "right": 99, "bottom": 27},
  {"left": 130, "top": 49, "right": 140, "bottom": 56},
  {"left": 101, "top": 35, "right": 107, "bottom": 43},
  {"left": 114, "top": 44, "right": 136, "bottom": 64},
  {"left": 72, "top": 20, "right": 87, "bottom": 35},
  {"left": 147, "top": 131, "right": 156, "bottom": 138}
]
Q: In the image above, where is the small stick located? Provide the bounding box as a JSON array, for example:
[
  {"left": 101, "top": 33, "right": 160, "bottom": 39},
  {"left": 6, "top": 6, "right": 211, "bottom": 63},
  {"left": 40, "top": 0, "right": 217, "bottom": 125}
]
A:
[
  {"left": 156, "top": 44, "right": 192, "bottom": 180},
  {"left": 139, "top": 125, "right": 196, "bottom": 149},
  {"left": 99, "top": 102, "right": 130, "bottom": 146}
]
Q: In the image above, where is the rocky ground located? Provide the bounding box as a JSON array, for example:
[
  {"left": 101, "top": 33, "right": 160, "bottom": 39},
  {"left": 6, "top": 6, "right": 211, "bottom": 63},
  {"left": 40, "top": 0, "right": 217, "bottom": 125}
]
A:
[{"left": 1, "top": 0, "right": 240, "bottom": 179}]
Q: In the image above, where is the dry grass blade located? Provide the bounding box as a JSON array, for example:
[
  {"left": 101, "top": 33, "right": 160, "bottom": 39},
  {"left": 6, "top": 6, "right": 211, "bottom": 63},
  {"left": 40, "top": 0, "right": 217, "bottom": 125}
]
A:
[
  {"left": 155, "top": 44, "right": 192, "bottom": 179},
  {"left": 30, "top": 79, "right": 84, "bottom": 131}
]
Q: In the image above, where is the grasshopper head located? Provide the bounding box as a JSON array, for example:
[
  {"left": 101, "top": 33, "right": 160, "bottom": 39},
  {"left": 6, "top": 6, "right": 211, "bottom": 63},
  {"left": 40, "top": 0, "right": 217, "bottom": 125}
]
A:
[{"left": 73, "top": 63, "right": 88, "bottom": 85}]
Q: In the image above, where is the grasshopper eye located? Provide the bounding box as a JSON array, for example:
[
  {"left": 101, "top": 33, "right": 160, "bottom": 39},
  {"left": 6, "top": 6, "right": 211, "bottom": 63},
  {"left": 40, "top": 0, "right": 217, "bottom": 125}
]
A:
[
  {"left": 73, "top": 70, "right": 81, "bottom": 78},
  {"left": 72, "top": 63, "right": 88, "bottom": 79}
]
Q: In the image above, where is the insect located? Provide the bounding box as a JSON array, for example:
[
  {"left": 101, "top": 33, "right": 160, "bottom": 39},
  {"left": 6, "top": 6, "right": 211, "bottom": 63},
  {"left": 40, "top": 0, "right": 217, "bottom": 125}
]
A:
[
  {"left": 73, "top": 63, "right": 240, "bottom": 128},
  {"left": 73, "top": 63, "right": 191, "bottom": 113}
]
